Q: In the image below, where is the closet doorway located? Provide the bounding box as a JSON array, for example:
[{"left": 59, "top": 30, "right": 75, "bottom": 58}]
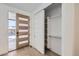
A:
[{"left": 44, "top": 3, "right": 62, "bottom": 56}]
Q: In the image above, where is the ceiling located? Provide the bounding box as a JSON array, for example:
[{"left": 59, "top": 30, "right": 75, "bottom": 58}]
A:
[{"left": 4, "top": 3, "right": 43, "bottom": 13}]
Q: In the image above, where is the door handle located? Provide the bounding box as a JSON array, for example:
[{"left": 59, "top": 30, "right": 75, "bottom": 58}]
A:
[{"left": 16, "top": 32, "right": 19, "bottom": 36}]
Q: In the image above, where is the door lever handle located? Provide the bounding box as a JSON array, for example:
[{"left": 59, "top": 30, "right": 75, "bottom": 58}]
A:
[{"left": 16, "top": 32, "right": 19, "bottom": 36}]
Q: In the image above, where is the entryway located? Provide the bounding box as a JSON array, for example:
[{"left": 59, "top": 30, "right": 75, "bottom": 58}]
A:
[
  {"left": 7, "top": 3, "right": 61, "bottom": 56},
  {"left": 8, "top": 12, "right": 30, "bottom": 51}
]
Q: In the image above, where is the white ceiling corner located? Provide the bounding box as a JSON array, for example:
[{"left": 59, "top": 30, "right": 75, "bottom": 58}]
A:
[{"left": 4, "top": 3, "right": 43, "bottom": 13}]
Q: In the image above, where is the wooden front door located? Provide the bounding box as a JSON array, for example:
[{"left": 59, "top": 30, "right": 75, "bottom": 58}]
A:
[{"left": 16, "top": 13, "right": 30, "bottom": 49}]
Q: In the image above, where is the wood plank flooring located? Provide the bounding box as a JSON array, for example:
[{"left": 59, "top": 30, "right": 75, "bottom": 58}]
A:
[{"left": 4, "top": 46, "right": 59, "bottom": 56}]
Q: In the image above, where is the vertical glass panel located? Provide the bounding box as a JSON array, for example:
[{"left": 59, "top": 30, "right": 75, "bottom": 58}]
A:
[{"left": 8, "top": 12, "right": 16, "bottom": 51}]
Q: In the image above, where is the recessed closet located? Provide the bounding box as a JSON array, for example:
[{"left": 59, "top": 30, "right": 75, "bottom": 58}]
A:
[{"left": 44, "top": 3, "right": 62, "bottom": 55}]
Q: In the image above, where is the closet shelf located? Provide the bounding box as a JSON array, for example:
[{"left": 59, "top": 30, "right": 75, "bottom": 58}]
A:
[
  {"left": 47, "top": 15, "right": 61, "bottom": 19},
  {"left": 48, "top": 35, "right": 61, "bottom": 39}
]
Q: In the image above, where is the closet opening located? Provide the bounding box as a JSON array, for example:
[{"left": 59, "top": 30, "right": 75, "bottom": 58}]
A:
[{"left": 44, "top": 3, "right": 62, "bottom": 56}]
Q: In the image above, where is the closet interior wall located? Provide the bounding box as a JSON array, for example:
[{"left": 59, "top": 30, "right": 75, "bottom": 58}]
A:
[{"left": 45, "top": 3, "right": 62, "bottom": 55}]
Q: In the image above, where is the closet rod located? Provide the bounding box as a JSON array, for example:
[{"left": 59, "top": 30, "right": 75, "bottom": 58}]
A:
[
  {"left": 47, "top": 15, "right": 61, "bottom": 19},
  {"left": 48, "top": 35, "right": 61, "bottom": 39}
]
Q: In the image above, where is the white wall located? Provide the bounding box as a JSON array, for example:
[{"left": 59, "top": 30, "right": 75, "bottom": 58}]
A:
[
  {"left": 0, "top": 4, "right": 31, "bottom": 55},
  {"left": 62, "top": 3, "right": 75, "bottom": 56},
  {"left": 0, "top": 4, "right": 8, "bottom": 55},
  {"left": 30, "top": 10, "right": 45, "bottom": 54},
  {"left": 30, "top": 14, "right": 35, "bottom": 47}
]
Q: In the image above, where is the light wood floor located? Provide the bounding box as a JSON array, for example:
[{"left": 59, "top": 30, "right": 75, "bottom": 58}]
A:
[{"left": 4, "top": 46, "right": 59, "bottom": 56}]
